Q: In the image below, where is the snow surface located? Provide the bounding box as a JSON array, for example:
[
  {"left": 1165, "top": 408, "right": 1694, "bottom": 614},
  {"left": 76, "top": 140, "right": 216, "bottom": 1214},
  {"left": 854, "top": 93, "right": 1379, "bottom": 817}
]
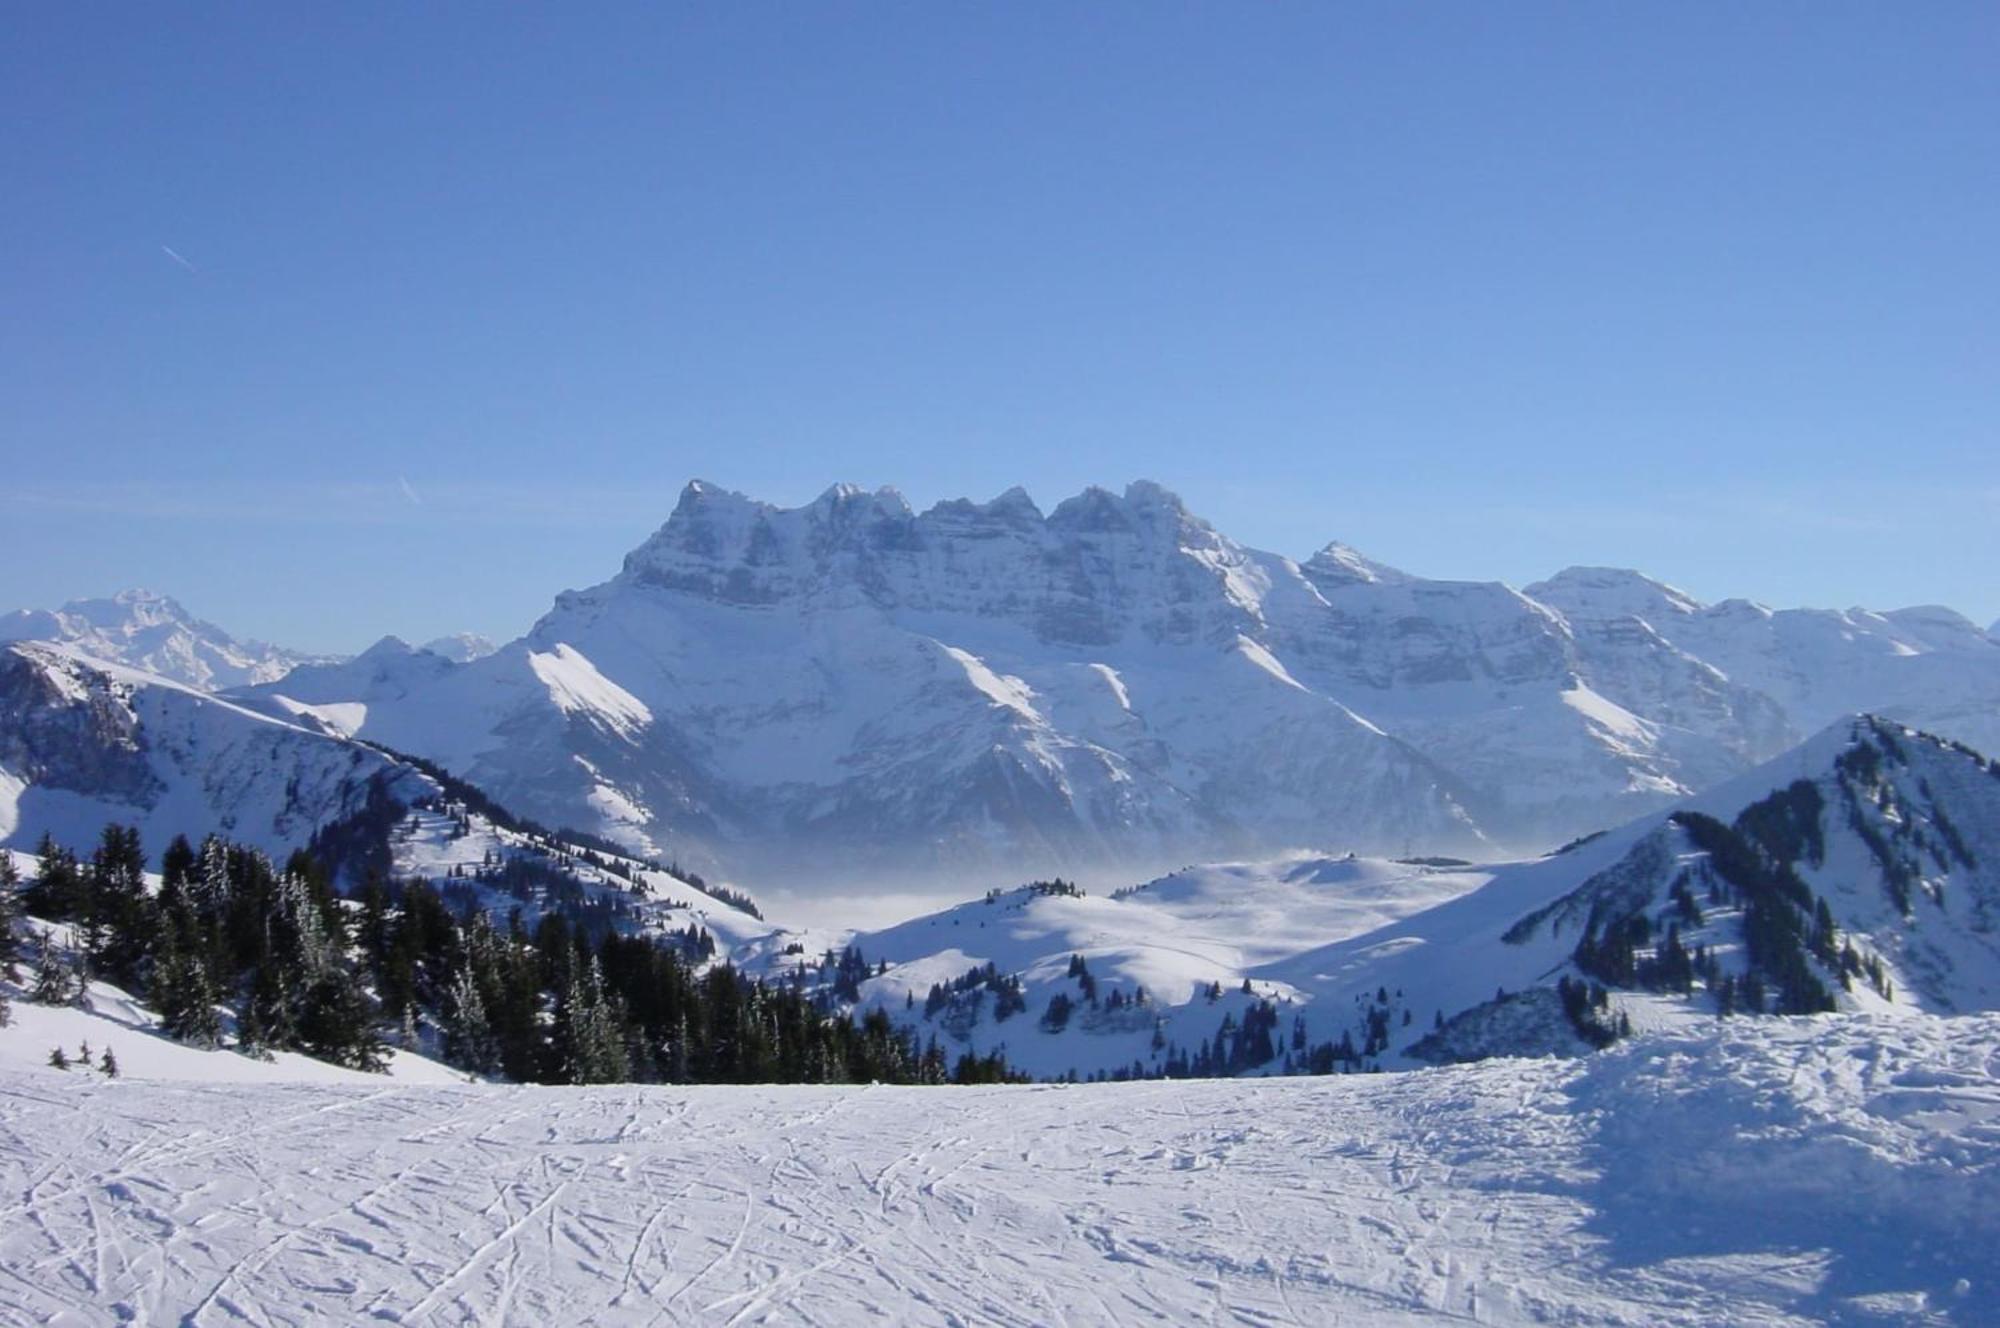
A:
[{"left": 0, "top": 1014, "right": 1992, "bottom": 1325}]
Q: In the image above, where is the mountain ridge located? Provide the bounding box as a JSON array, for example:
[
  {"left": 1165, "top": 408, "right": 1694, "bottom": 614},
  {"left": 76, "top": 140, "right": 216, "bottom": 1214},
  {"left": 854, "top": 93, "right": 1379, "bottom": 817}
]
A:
[
  {"left": 8, "top": 480, "right": 1998, "bottom": 892},
  {"left": 212, "top": 478, "right": 2000, "bottom": 888}
]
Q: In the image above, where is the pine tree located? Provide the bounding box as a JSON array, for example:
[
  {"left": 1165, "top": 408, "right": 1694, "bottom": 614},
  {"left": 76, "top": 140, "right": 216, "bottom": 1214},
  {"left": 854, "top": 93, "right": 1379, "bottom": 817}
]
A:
[
  {"left": 23, "top": 836, "right": 85, "bottom": 921},
  {"left": 297, "top": 969, "right": 386, "bottom": 1072},
  {"left": 555, "top": 958, "right": 629, "bottom": 1084},
  {"left": 30, "top": 930, "right": 72, "bottom": 1005},
  {"left": 88, "top": 825, "right": 151, "bottom": 984},
  {"left": 238, "top": 963, "right": 294, "bottom": 1058},
  {"left": 443, "top": 965, "right": 501, "bottom": 1076},
  {"left": 0, "top": 853, "right": 22, "bottom": 981},
  {"left": 48, "top": 1046, "right": 68, "bottom": 1071},
  {"left": 151, "top": 904, "right": 223, "bottom": 1048}
]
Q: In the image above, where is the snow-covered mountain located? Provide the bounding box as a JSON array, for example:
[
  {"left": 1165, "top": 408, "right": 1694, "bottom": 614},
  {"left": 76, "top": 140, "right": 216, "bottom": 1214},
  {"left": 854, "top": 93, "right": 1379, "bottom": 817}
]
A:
[
  {"left": 833, "top": 716, "right": 2000, "bottom": 1081},
  {"left": 1265, "top": 715, "right": 2000, "bottom": 1066},
  {"left": 420, "top": 632, "right": 497, "bottom": 663},
  {"left": 0, "top": 637, "right": 778, "bottom": 957},
  {"left": 229, "top": 480, "right": 2000, "bottom": 890},
  {"left": 1527, "top": 568, "right": 2000, "bottom": 763},
  {"left": 0, "top": 589, "right": 334, "bottom": 691},
  {"left": 0, "top": 640, "right": 434, "bottom": 858}
]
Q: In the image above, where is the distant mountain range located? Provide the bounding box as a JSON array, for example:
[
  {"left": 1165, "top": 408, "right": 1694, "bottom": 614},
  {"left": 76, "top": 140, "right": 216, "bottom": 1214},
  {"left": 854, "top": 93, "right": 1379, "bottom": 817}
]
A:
[
  {"left": 4, "top": 480, "right": 1998, "bottom": 891},
  {"left": 0, "top": 590, "right": 336, "bottom": 691}
]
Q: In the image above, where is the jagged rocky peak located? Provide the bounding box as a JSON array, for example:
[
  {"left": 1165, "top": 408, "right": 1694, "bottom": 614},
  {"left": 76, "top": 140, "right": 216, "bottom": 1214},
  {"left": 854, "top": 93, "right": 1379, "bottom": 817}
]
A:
[
  {"left": 1524, "top": 566, "right": 1705, "bottom": 623},
  {"left": 1042, "top": 480, "right": 1203, "bottom": 538},
  {"left": 1301, "top": 541, "right": 1412, "bottom": 591},
  {"left": 920, "top": 484, "right": 1046, "bottom": 535},
  {"left": 618, "top": 478, "right": 1247, "bottom": 613}
]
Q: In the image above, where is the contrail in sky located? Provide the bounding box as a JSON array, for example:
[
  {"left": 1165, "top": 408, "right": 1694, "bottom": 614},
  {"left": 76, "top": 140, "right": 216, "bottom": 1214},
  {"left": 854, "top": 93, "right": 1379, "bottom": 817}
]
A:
[
  {"left": 160, "top": 245, "right": 198, "bottom": 273},
  {"left": 399, "top": 477, "right": 423, "bottom": 506}
]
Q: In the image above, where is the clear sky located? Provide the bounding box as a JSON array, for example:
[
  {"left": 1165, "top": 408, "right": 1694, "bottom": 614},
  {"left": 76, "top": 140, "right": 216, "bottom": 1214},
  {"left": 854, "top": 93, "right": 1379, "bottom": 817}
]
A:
[{"left": 3, "top": 5, "right": 1995, "bottom": 652}]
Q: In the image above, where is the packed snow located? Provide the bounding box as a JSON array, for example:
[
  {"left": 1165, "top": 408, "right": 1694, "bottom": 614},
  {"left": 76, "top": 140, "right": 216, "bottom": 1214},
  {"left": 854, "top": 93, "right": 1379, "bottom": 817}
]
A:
[{"left": 0, "top": 1014, "right": 1992, "bottom": 1325}]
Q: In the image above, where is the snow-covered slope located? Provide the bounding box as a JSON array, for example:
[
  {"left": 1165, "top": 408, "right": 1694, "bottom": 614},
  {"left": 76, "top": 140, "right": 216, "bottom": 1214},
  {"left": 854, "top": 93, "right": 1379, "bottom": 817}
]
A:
[
  {"left": 231, "top": 480, "right": 2000, "bottom": 891},
  {"left": 1261, "top": 715, "right": 2000, "bottom": 1067},
  {"left": 0, "top": 926, "right": 462, "bottom": 1087},
  {"left": 370, "top": 790, "right": 782, "bottom": 961},
  {"left": 0, "top": 1013, "right": 1992, "bottom": 1326},
  {"left": 836, "top": 858, "right": 1489, "bottom": 1082},
  {"left": 0, "top": 589, "right": 333, "bottom": 690},
  {"left": 0, "top": 641, "right": 433, "bottom": 858},
  {"left": 833, "top": 717, "right": 2000, "bottom": 1082},
  {"left": 1529, "top": 567, "right": 2000, "bottom": 760}
]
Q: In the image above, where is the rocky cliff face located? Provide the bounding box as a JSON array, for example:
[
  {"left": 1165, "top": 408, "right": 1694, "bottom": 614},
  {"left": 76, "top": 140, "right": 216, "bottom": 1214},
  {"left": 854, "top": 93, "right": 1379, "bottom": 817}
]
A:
[
  {"left": 215, "top": 480, "right": 2000, "bottom": 892},
  {"left": 0, "top": 642, "right": 429, "bottom": 856}
]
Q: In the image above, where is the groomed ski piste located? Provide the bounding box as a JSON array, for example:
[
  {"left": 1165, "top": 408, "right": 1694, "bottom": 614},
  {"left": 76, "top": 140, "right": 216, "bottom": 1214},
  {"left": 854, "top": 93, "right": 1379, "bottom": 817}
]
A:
[{"left": 2, "top": 1012, "right": 1995, "bottom": 1326}]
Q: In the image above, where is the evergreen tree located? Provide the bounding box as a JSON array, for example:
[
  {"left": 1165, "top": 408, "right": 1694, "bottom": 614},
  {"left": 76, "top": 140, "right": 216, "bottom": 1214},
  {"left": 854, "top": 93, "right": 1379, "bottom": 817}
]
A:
[
  {"left": 0, "top": 852, "right": 22, "bottom": 981},
  {"left": 87, "top": 825, "right": 151, "bottom": 985},
  {"left": 22, "top": 835, "right": 85, "bottom": 921},
  {"left": 238, "top": 963, "right": 294, "bottom": 1058},
  {"left": 159, "top": 834, "right": 196, "bottom": 898},
  {"left": 297, "top": 969, "right": 386, "bottom": 1072},
  {"left": 30, "top": 930, "right": 72, "bottom": 1005},
  {"left": 151, "top": 902, "right": 223, "bottom": 1048},
  {"left": 554, "top": 958, "right": 629, "bottom": 1085},
  {"left": 443, "top": 964, "right": 501, "bottom": 1076},
  {"left": 48, "top": 1046, "right": 68, "bottom": 1070}
]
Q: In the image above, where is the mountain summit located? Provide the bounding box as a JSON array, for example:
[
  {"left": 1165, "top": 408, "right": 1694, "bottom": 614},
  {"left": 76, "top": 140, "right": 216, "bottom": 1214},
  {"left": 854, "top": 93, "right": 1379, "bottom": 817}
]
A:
[
  {"left": 206, "top": 480, "right": 2000, "bottom": 890},
  {"left": 0, "top": 590, "right": 333, "bottom": 691}
]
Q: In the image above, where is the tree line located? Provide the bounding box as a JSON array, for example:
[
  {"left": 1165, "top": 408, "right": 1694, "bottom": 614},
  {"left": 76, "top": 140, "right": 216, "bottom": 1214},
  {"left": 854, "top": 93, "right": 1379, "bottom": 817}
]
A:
[{"left": 2, "top": 824, "right": 1020, "bottom": 1087}]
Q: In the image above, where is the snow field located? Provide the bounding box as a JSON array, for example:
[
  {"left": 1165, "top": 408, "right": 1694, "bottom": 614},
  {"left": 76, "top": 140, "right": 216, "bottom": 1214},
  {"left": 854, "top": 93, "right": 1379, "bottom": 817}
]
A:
[{"left": 0, "top": 1013, "right": 1993, "bottom": 1325}]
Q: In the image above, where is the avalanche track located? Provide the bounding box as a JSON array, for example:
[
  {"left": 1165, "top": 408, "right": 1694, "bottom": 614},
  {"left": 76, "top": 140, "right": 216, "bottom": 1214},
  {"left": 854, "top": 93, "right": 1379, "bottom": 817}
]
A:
[{"left": 1, "top": 1015, "right": 1995, "bottom": 1326}]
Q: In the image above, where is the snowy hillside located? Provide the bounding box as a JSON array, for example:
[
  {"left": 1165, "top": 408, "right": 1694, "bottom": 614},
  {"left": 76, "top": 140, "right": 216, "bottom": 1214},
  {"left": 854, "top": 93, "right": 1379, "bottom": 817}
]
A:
[
  {"left": 365, "top": 785, "right": 780, "bottom": 960},
  {"left": 231, "top": 480, "right": 2000, "bottom": 891},
  {"left": 1265, "top": 716, "right": 2000, "bottom": 1068},
  {"left": 0, "top": 589, "right": 333, "bottom": 690},
  {"left": 836, "top": 858, "right": 1489, "bottom": 1082},
  {"left": 832, "top": 717, "right": 2000, "bottom": 1082},
  {"left": 0, "top": 642, "right": 782, "bottom": 970},
  {"left": 0, "top": 641, "right": 432, "bottom": 858},
  {"left": 0, "top": 1013, "right": 1992, "bottom": 1326}
]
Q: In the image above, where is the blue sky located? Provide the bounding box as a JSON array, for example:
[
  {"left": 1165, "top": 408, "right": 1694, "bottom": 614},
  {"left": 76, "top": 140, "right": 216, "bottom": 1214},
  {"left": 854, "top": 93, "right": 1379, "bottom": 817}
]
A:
[{"left": 3, "top": 5, "right": 1995, "bottom": 652}]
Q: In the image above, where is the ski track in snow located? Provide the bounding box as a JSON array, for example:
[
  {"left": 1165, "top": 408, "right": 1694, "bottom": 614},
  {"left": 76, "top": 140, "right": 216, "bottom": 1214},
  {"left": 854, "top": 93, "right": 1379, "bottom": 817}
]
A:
[{"left": 1, "top": 1015, "right": 1996, "bottom": 1326}]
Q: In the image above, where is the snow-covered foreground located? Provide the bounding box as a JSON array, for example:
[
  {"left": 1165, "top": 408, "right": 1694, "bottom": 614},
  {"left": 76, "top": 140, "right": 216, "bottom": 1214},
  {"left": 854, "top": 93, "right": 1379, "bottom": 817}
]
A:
[{"left": 1, "top": 1015, "right": 1994, "bottom": 1326}]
